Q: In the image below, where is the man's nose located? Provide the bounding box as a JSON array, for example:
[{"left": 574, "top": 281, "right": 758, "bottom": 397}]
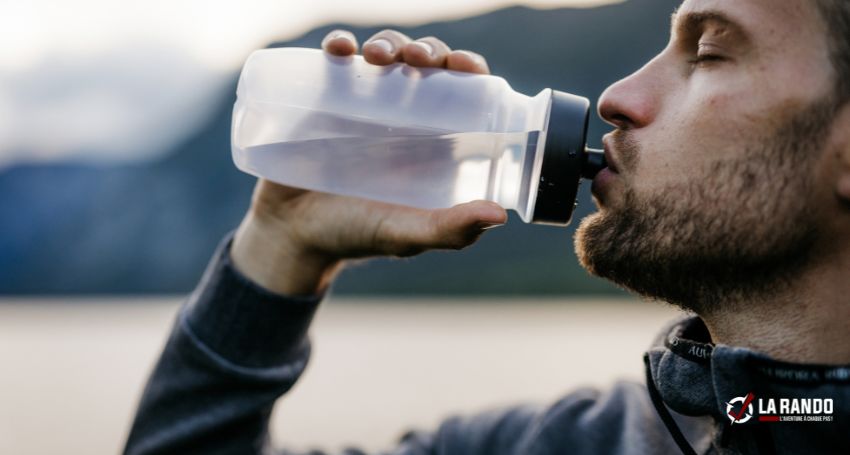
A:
[{"left": 597, "top": 64, "right": 659, "bottom": 130}]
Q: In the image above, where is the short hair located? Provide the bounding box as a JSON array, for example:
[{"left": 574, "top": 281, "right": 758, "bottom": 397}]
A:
[{"left": 816, "top": 0, "right": 850, "bottom": 104}]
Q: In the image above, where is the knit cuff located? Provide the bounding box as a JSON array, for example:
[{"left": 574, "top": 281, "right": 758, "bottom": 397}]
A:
[{"left": 182, "top": 231, "right": 324, "bottom": 368}]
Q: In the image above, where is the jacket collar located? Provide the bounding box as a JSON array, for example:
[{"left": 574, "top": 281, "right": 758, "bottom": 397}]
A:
[{"left": 645, "top": 315, "right": 850, "bottom": 452}]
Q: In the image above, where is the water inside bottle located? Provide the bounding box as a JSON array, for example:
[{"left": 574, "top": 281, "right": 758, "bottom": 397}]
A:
[{"left": 239, "top": 130, "right": 542, "bottom": 212}]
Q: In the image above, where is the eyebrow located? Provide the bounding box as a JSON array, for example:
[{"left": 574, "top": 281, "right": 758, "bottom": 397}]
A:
[{"left": 671, "top": 8, "right": 751, "bottom": 41}]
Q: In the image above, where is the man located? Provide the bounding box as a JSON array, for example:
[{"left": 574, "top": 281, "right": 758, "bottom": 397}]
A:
[{"left": 124, "top": 0, "right": 850, "bottom": 453}]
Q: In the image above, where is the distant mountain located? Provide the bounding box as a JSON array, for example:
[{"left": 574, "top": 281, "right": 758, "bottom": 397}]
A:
[{"left": 0, "top": 0, "right": 680, "bottom": 295}]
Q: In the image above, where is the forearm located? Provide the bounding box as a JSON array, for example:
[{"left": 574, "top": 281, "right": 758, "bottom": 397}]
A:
[
  {"left": 124, "top": 231, "right": 543, "bottom": 455},
  {"left": 123, "top": 233, "right": 322, "bottom": 455}
]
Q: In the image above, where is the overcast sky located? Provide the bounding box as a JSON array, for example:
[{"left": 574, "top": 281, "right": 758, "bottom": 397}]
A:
[{"left": 0, "top": 0, "right": 620, "bottom": 168}]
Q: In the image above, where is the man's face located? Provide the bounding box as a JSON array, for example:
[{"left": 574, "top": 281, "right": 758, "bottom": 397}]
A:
[{"left": 574, "top": 0, "right": 843, "bottom": 313}]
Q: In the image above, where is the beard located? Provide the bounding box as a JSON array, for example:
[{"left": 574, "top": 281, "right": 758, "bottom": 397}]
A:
[{"left": 574, "top": 98, "right": 838, "bottom": 315}]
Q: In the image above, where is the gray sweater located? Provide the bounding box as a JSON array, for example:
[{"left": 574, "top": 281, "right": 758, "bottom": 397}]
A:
[{"left": 124, "top": 234, "right": 850, "bottom": 454}]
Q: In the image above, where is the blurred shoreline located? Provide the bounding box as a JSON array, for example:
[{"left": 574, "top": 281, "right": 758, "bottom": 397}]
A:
[{"left": 0, "top": 296, "right": 681, "bottom": 454}]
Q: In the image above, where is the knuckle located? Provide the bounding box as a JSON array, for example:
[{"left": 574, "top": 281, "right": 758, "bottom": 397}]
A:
[
  {"left": 370, "top": 218, "right": 420, "bottom": 257},
  {"left": 420, "top": 36, "right": 446, "bottom": 46},
  {"left": 370, "top": 29, "right": 411, "bottom": 47},
  {"left": 418, "top": 36, "right": 449, "bottom": 53},
  {"left": 373, "top": 28, "right": 399, "bottom": 39}
]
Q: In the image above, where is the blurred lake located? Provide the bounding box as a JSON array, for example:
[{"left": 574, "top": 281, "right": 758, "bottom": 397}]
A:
[{"left": 0, "top": 296, "right": 683, "bottom": 455}]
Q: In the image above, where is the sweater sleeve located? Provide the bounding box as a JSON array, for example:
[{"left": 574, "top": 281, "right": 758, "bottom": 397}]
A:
[
  {"left": 123, "top": 232, "right": 323, "bottom": 454},
  {"left": 122, "top": 233, "right": 547, "bottom": 455}
]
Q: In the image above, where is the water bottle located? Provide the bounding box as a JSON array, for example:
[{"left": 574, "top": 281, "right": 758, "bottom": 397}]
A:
[{"left": 231, "top": 47, "right": 605, "bottom": 226}]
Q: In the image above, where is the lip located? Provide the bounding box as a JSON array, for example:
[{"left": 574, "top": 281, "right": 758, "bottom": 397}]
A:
[
  {"left": 601, "top": 134, "right": 622, "bottom": 174},
  {"left": 591, "top": 167, "right": 618, "bottom": 197},
  {"left": 591, "top": 134, "right": 623, "bottom": 198}
]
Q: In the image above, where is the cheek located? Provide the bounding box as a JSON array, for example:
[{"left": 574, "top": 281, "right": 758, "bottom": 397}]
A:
[
  {"left": 631, "top": 89, "right": 760, "bottom": 192},
  {"left": 686, "top": 89, "right": 757, "bottom": 142}
]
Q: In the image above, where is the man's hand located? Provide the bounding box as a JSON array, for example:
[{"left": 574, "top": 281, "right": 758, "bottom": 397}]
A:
[{"left": 231, "top": 29, "right": 507, "bottom": 296}]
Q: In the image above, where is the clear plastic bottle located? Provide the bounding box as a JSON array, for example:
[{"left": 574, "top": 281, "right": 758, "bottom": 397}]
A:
[{"left": 231, "top": 47, "right": 605, "bottom": 225}]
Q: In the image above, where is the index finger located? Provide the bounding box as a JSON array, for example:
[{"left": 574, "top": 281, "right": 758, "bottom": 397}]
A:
[{"left": 321, "top": 29, "right": 359, "bottom": 56}]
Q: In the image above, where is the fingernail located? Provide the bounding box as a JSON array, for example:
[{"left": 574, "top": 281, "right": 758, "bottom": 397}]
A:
[
  {"left": 368, "top": 38, "right": 394, "bottom": 54},
  {"left": 329, "top": 31, "right": 352, "bottom": 43},
  {"left": 479, "top": 222, "right": 505, "bottom": 230},
  {"left": 411, "top": 41, "right": 433, "bottom": 57}
]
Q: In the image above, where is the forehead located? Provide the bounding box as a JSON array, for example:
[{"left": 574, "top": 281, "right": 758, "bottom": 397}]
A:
[{"left": 674, "top": 0, "right": 823, "bottom": 45}]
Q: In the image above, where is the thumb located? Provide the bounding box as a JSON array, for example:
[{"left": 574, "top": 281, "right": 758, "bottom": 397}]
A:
[
  {"left": 380, "top": 200, "right": 507, "bottom": 256},
  {"left": 436, "top": 200, "right": 508, "bottom": 233}
]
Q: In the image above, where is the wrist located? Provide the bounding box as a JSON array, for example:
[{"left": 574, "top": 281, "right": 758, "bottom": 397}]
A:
[{"left": 231, "top": 211, "right": 343, "bottom": 296}]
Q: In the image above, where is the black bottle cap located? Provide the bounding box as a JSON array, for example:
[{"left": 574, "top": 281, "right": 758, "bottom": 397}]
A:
[
  {"left": 582, "top": 147, "right": 606, "bottom": 180},
  {"left": 531, "top": 90, "right": 591, "bottom": 226}
]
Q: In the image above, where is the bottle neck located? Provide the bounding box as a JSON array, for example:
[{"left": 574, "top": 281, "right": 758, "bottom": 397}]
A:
[{"left": 498, "top": 89, "right": 553, "bottom": 133}]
